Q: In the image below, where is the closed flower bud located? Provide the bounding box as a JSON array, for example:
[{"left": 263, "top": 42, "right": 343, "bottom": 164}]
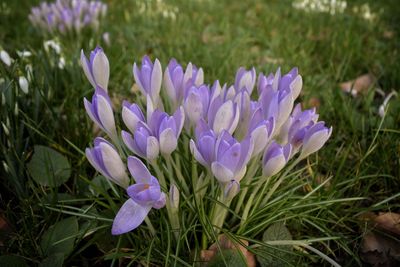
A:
[
  {"left": 262, "top": 142, "right": 291, "bottom": 177},
  {"left": 19, "top": 76, "right": 29, "bottom": 94},
  {"left": 81, "top": 46, "right": 110, "bottom": 91},
  {"left": 300, "top": 122, "right": 332, "bottom": 159}
]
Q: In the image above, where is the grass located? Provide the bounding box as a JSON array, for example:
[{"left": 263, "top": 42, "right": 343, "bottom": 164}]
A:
[{"left": 1, "top": 0, "right": 399, "bottom": 266}]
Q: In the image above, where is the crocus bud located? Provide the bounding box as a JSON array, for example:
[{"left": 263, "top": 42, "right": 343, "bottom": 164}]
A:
[
  {"left": 190, "top": 120, "right": 217, "bottom": 169},
  {"left": 85, "top": 137, "right": 129, "bottom": 188},
  {"left": 164, "top": 59, "right": 184, "bottom": 108},
  {"left": 18, "top": 76, "right": 29, "bottom": 94},
  {"left": 208, "top": 98, "right": 240, "bottom": 135},
  {"left": 0, "top": 50, "right": 12, "bottom": 66},
  {"left": 121, "top": 124, "right": 160, "bottom": 161},
  {"left": 224, "top": 180, "right": 240, "bottom": 200},
  {"left": 133, "top": 56, "right": 162, "bottom": 106},
  {"left": 84, "top": 88, "right": 117, "bottom": 140},
  {"left": 211, "top": 131, "right": 253, "bottom": 183},
  {"left": 169, "top": 184, "right": 180, "bottom": 209},
  {"left": 183, "top": 62, "right": 204, "bottom": 88},
  {"left": 262, "top": 142, "right": 291, "bottom": 177},
  {"left": 122, "top": 101, "right": 146, "bottom": 134},
  {"left": 299, "top": 122, "right": 332, "bottom": 159},
  {"left": 157, "top": 107, "right": 185, "bottom": 155},
  {"left": 81, "top": 46, "right": 110, "bottom": 91},
  {"left": 234, "top": 67, "right": 256, "bottom": 94},
  {"left": 183, "top": 85, "right": 210, "bottom": 125}
]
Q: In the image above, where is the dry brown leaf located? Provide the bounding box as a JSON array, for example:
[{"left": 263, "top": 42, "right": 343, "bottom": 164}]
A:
[
  {"left": 307, "top": 97, "right": 321, "bottom": 109},
  {"left": 360, "top": 231, "right": 400, "bottom": 266},
  {"left": 339, "top": 73, "right": 376, "bottom": 96},
  {"left": 200, "top": 234, "right": 256, "bottom": 267},
  {"left": 374, "top": 212, "right": 400, "bottom": 236}
]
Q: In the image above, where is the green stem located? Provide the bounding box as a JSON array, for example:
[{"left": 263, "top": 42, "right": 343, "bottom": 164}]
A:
[{"left": 144, "top": 216, "right": 156, "bottom": 236}]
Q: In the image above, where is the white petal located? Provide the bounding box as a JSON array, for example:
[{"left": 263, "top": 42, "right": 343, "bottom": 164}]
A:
[
  {"left": 190, "top": 140, "right": 208, "bottom": 167},
  {"left": 18, "top": 76, "right": 29, "bottom": 94},
  {"left": 122, "top": 106, "right": 141, "bottom": 133},
  {"left": 80, "top": 50, "right": 96, "bottom": 88},
  {"left": 146, "top": 136, "right": 160, "bottom": 160},
  {"left": 300, "top": 128, "right": 332, "bottom": 158},
  {"left": 1, "top": 50, "right": 12, "bottom": 66},
  {"left": 93, "top": 51, "right": 110, "bottom": 91},
  {"left": 97, "top": 95, "right": 117, "bottom": 139},
  {"left": 263, "top": 154, "right": 286, "bottom": 177},
  {"left": 150, "top": 59, "right": 162, "bottom": 102},
  {"left": 195, "top": 68, "right": 204, "bottom": 86},
  {"left": 100, "top": 143, "right": 129, "bottom": 188},
  {"left": 213, "top": 101, "right": 235, "bottom": 135},
  {"left": 211, "top": 162, "right": 234, "bottom": 183},
  {"left": 250, "top": 126, "right": 269, "bottom": 156},
  {"left": 290, "top": 75, "right": 302, "bottom": 100},
  {"left": 159, "top": 128, "right": 177, "bottom": 155}
]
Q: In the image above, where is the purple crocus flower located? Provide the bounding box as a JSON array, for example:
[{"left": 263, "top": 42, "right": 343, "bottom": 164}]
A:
[
  {"left": 183, "top": 62, "right": 204, "bottom": 88},
  {"left": 247, "top": 107, "right": 275, "bottom": 157},
  {"left": 207, "top": 97, "right": 240, "bottom": 135},
  {"left": 85, "top": 137, "right": 129, "bottom": 188},
  {"left": 224, "top": 179, "right": 240, "bottom": 200},
  {"left": 190, "top": 119, "right": 217, "bottom": 169},
  {"left": 81, "top": 46, "right": 110, "bottom": 91},
  {"left": 122, "top": 101, "right": 146, "bottom": 134},
  {"left": 155, "top": 107, "right": 185, "bottom": 155},
  {"left": 122, "top": 122, "right": 159, "bottom": 161},
  {"left": 262, "top": 141, "right": 292, "bottom": 177},
  {"left": 299, "top": 122, "right": 332, "bottom": 159},
  {"left": 234, "top": 67, "right": 256, "bottom": 94},
  {"left": 211, "top": 131, "right": 253, "bottom": 183},
  {"left": 164, "top": 59, "right": 184, "bottom": 108},
  {"left": 133, "top": 56, "right": 162, "bottom": 106},
  {"left": 112, "top": 156, "right": 166, "bottom": 235},
  {"left": 84, "top": 88, "right": 117, "bottom": 140},
  {"left": 183, "top": 85, "right": 211, "bottom": 125}
]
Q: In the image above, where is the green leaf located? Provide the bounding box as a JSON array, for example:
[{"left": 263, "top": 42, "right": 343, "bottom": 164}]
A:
[
  {"left": 39, "top": 253, "right": 64, "bottom": 267},
  {"left": 0, "top": 255, "right": 28, "bottom": 267},
  {"left": 256, "top": 222, "right": 294, "bottom": 267},
  {"left": 40, "top": 217, "right": 78, "bottom": 257},
  {"left": 27, "top": 145, "right": 71, "bottom": 187},
  {"left": 89, "top": 175, "right": 111, "bottom": 196}
]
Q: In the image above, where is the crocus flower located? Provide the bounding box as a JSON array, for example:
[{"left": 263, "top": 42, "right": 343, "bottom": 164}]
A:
[
  {"left": 122, "top": 101, "right": 146, "bottom": 134},
  {"left": 112, "top": 156, "right": 166, "bottom": 235},
  {"left": 234, "top": 67, "right": 256, "bottom": 94},
  {"left": 85, "top": 137, "right": 129, "bottom": 188},
  {"left": 183, "top": 62, "right": 204, "bottom": 88},
  {"left": 211, "top": 131, "right": 253, "bottom": 183},
  {"left": 29, "top": 0, "right": 107, "bottom": 35},
  {"left": 224, "top": 179, "right": 240, "bottom": 200},
  {"left": 299, "top": 122, "right": 332, "bottom": 159},
  {"left": 190, "top": 119, "right": 217, "bottom": 169},
  {"left": 152, "top": 107, "right": 185, "bottom": 155},
  {"left": 133, "top": 56, "right": 162, "bottom": 106},
  {"left": 84, "top": 88, "right": 117, "bottom": 140},
  {"left": 183, "top": 85, "right": 211, "bottom": 126},
  {"left": 81, "top": 46, "right": 110, "bottom": 91},
  {"left": 122, "top": 123, "right": 159, "bottom": 161},
  {"left": 247, "top": 107, "right": 275, "bottom": 157},
  {"left": 207, "top": 97, "right": 240, "bottom": 135},
  {"left": 262, "top": 142, "right": 292, "bottom": 177},
  {"left": 164, "top": 59, "right": 184, "bottom": 108}
]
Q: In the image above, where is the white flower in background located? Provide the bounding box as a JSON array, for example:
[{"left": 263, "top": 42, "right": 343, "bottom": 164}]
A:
[
  {"left": 0, "top": 50, "right": 12, "bottom": 66},
  {"left": 379, "top": 91, "right": 398, "bottom": 118},
  {"left": 292, "top": 0, "right": 347, "bottom": 15},
  {"left": 19, "top": 76, "right": 29, "bottom": 94},
  {"left": 17, "top": 50, "right": 32, "bottom": 58},
  {"left": 44, "top": 40, "right": 61, "bottom": 54},
  {"left": 58, "top": 57, "right": 66, "bottom": 69}
]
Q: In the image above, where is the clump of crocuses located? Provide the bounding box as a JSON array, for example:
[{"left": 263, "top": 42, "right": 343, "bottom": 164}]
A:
[
  {"left": 29, "top": 0, "right": 107, "bottom": 35},
  {"left": 81, "top": 47, "right": 332, "bottom": 240}
]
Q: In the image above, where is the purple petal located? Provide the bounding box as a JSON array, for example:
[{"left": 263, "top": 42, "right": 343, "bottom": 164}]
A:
[
  {"left": 111, "top": 199, "right": 151, "bottom": 235},
  {"left": 127, "top": 156, "right": 152, "bottom": 183}
]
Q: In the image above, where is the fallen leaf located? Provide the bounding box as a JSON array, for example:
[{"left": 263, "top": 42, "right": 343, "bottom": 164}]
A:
[
  {"left": 360, "top": 231, "right": 400, "bottom": 266},
  {"left": 340, "top": 74, "right": 376, "bottom": 96},
  {"left": 200, "top": 234, "right": 256, "bottom": 267},
  {"left": 307, "top": 97, "right": 321, "bottom": 109},
  {"left": 374, "top": 212, "right": 400, "bottom": 236}
]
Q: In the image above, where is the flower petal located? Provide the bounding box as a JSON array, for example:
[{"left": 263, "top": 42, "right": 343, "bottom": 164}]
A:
[
  {"left": 111, "top": 199, "right": 151, "bottom": 235},
  {"left": 127, "top": 156, "right": 152, "bottom": 183}
]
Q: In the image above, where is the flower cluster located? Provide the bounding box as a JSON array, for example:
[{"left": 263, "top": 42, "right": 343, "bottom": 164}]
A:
[
  {"left": 29, "top": 0, "right": 107, "bottom": 35},
  {"left": 82, "top": 46, "right": 332, "bottom": 235}
]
